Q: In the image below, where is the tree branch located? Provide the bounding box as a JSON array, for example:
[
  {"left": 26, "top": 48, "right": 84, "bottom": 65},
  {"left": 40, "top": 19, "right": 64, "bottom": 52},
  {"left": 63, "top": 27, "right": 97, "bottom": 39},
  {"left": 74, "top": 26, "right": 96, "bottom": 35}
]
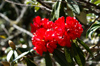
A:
[
  {"left": 79, "top": 0, "right": 100, "bottom": 9},
  {"left": 0, "top": 31, "right": 22, "bottom": 45},
  {"left": 0, "top": 0, "right": 5, "bottom": 9},
  {"left": 5, "top": 0, "right": 52, "bottom": 12},
  {"left": 0, "top": 13, "right": 12, "bottom": 22},
  {"left": 36, "top": 0, "right": 52, "bottom": 9},
  {"left": 13, "top": 24, "right": 33, "bottom": 37},
  {"left": 16, "top": 6, "right": 27, "bottom": 23},
  {"left": 0, "top": 13, "right": 33, "bottom": 37}
]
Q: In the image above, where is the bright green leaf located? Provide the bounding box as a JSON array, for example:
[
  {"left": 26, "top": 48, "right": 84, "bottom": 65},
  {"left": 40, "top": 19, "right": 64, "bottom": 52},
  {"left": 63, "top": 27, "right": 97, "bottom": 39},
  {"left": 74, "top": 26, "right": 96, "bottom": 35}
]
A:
[
  {"left": 35, "top": 6, "right": 40, "bottom": 12},
  {"left": 94, "top": 0, "right": 100, "bottom": 4}
]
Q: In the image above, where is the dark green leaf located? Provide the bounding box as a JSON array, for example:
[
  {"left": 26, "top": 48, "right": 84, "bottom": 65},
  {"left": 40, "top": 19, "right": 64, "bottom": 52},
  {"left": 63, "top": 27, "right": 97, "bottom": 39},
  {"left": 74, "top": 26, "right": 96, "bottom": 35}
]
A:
[
  {"left": 77, "top": 39, "right": 93, "bottom": 56},
  {"left": 17, "top": 47, "right": 28, "bottom": 53},
  {"left": 65, "top": 0, "right": 80, "bottom": 14},
  {"left": 45, "top": 52, "right": 52, "bottom": 66},
  {"left": 71, "top": 43, "right": 85, "bottom": 66},
  {"left": 53, "top": 49, "right": 68, "bottom": 66},
  {"left": 64, "top": 47, "right": 75, "bottom": 66},
  {"left": 25, "top": 58, "right": 37, "bottom": 66}
]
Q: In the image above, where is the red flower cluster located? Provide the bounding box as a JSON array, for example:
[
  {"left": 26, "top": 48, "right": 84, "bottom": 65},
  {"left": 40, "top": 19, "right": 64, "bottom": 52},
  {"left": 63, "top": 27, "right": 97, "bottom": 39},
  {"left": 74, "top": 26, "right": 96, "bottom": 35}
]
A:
[{"left": 31, "top": 16, "right": 83, "bottom": 55}]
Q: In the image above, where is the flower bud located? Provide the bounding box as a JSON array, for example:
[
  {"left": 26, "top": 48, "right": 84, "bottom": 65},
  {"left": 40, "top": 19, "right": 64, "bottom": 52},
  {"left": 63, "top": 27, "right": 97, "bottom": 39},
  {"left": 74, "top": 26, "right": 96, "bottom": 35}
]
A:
[{"left": 8, "top": 40, "right": 16, "bottom": 50}]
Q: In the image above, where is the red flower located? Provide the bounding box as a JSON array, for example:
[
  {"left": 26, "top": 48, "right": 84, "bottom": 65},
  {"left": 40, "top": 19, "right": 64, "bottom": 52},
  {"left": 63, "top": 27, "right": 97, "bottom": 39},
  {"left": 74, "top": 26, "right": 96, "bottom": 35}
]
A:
[
  {"left": 31, "top": 27, "right": 57, "bottom": 55},
  {"left": 30, "top": 16, "right": 41, "bottom": 33},
  {"left": 66, "top": 16, "right": 83, "bottom": 40},
  {"left": 31, "top": 16, "right": 83, "bottom": 55},
  {"left": 31, "top": 16, "right": 54, "bottom": 33}
]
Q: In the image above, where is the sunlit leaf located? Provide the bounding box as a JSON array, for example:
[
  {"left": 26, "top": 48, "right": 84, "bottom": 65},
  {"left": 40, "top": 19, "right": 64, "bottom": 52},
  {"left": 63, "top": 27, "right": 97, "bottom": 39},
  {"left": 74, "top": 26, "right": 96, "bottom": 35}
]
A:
[
  {"left": 91, "top": 0, "right": 100, "bottom": 4},
  {"left": 7, "top": 50, "right": 13, "bottom": 62},
  {"left": 0, "top": 35, "right": 6, "bottom": 39},
  {"left": 52, "top": 0, "right": 65, "bottom": 20},
  {"left": 86, "top": 21, "right": 100, "bottom": 38},
  {"left": 65, "top": 0, "right": 80, "bottom": 14},
  {"left": 35, "top": 6, "right": 40, "bottom": 12},
  {"left": 13, "top": 50, "right": 18, "bottom": 61}
]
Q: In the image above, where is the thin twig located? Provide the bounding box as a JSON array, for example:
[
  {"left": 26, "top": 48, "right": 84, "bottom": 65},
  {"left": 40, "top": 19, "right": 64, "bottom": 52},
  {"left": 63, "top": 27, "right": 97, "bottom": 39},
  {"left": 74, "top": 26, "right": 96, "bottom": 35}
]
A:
[
  {"left": 5, "top": 0, "right": 52, "bottom": 12},
  {"left": 0, "top": 0, "right": 5, "bottom": 9},
  {"left": 12, "top": 4, "right": 20, "bottom": 16},
  {"left": 1, "top": 24, "right": 10, "bottom": 36},
  {"left": 13, "top": 24, "right": 33, "bottom": 37},
  {"left": 0, "top": 13, "right": 12, "bottom": 22},
  {"left": 79, "top": 0, "right": 100, "bottom": 9},
  {"left": 0, "top": 31, "right": 22, "bottom": 45},
  {"left": 16, "top": 6, "right": 27, "bottom": 23},
  {"left": 36, "top": 0, "right": 52, "bottom": 9},
  {"left": 0, "top": 12, "right": 33, "bottom": 37}
]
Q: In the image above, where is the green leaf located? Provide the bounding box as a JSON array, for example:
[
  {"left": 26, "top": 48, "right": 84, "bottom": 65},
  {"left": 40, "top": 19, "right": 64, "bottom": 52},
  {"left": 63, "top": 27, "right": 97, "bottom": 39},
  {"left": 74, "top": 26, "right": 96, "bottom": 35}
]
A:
[
  {"left": 5, "top": 47, "right": 12, "bottom": 53},
  {"left": 25, "top": 58, "right": 37, "bottom": 66},
  {"left": 77, "top": 38, "right": 93, "bottom": 56},
  {"left": 64, "top": 47, "right": 75, "bottom": 66},
  {"left": 14, "top": 51, "right": 18, "bottom": 58},
  {"left": 35, "top": 6, "right": 40, "bottom": 12},
  {"left": 45, "top": 52, "right": 52, "bottom": 66},
  {"left": 65, "top": 0, "right": 80, "bottom": 14},
  {"left": 52, "top": 0, "right": 65, "bottom": 20},
  {"left": 66, "top": 6, "right": 74, "bottom": 17},
  {"left": 91, "top": 0, "right": 100, "bottom": 4},
  {"left": 89, "top": 26, "right": 100, "bottom": 38},
  {"left": 94, "top": 0, "right": 100, "bottom": 4},
  {"left": 53, "top": 49, "right": 68, "bottom": 66},
  {"left": 13, "top": 49, "right": 34, "bottom": 62},
  {"left": 86, "top": 22, "right": 100, "bottom": 38},
  {"left": 71, "top": 43, "right": 85, "bottom": 66},
  {"left": 13, "top": 50, "right": 18, "bottom": 63},
  {"left": 76, "top": 11, "right": 87, "bottom": 25},
  {"left": 17, "top": 47, "right": 28, "bottom": 53},
  {"left": 7, "top": 50, "right": 14, "bottom": 62}
]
